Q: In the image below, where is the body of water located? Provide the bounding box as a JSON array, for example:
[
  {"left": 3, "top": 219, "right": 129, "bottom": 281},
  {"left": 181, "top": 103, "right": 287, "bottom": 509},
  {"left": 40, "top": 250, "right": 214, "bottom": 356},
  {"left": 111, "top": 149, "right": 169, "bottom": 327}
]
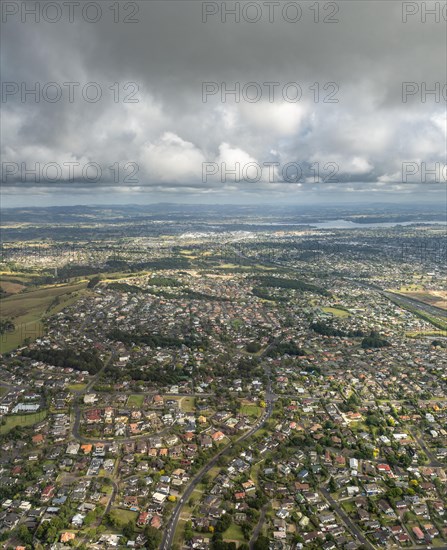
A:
[{"left": 310, "top": 219, "right": 447, "bottom": 229}]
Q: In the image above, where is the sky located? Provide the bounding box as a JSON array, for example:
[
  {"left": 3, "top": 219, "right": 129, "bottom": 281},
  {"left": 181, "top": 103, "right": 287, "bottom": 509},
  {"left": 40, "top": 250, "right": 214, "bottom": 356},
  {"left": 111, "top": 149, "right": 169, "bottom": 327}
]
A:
[{"left": 1, "top": 0, "right": 446, "bottom": 207}]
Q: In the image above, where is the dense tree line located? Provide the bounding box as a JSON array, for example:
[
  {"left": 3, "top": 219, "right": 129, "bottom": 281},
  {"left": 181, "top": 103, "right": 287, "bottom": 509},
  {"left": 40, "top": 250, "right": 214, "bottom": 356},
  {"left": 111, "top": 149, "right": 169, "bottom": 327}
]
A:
[
  {"left": 125, "top": 364, "right": 187, "bottom": 385},
  {"left": 87, "top": 275, "right": 102, "bottom": 288},
  {"left": 265, "top": 340, "right": 306, "bottom": 358},
  {"left": 57, "top": 257, "right": 190, "bottom": 280},
  {"left": 251, "top": 287, "right": 287, "bottom": 302},
  {"left": 235, "top": 357, "right": 263, "bottom": 379},
  {"left": 245, "top": 342, "right": 261, "bottom": 353},
  {"left": 58, "top": 264, "right": 100, "bottom": 278},
  {"left": 106, "top": 362, "right": 188, "bottom": 386},
  {"left": 131, "top": 257, "right": 191, "bottom": 270},
  {"left": 105, "top": 258, "right": 129, "bottom": 269},
  {"left": 361, "top": 331, "right": 390, "bottom": 349},
  {"left": 254, "top": 276, "right": 331, "bottom": 296},
  {"left": 431, "top": 339, "right": 446, "bottom": 348},
  {"left": 184, "top": 289, "right": 229, "bottom": 302},
  {"left": 310, "top": 321, "right": 364, "bottom": 338},
  {"left": 107, "top": 282, "right": 146, "bottom": 293},
  {"left": 21, "top": 348, "right": 103, "bottom": 374},
  {"left": 148, "top": 277, "right": 181, "bottom": 287}
]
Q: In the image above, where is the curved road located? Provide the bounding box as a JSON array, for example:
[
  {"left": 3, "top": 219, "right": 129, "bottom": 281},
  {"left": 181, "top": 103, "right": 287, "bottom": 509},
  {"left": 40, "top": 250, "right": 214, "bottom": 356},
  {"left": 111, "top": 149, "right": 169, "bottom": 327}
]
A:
[
  {"left": 249, "top": 504, "right": 268, "bottom": 550},
  {"left": 72, "top": 403, "right": 171, "bottom": 444},
  {"left": 160, "top": 372, "right": 275, "bottom": 550}
]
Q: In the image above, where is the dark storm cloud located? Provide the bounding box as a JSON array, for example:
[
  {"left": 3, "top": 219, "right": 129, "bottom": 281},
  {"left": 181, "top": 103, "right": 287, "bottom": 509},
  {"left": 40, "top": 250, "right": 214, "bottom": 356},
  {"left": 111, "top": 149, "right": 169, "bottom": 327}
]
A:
[{"left": 1, "top": 0, "right": 446, "bottom": 204}]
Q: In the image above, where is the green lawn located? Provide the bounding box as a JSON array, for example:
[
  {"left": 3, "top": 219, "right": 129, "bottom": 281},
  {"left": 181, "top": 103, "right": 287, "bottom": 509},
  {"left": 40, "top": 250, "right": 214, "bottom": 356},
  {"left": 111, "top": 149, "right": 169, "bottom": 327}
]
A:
[
  {"left": 223, "top": 523, "right": 245, "bottom": 542},
  {"left": 342, "top": 501, "right": 356, "bottom": 513},
  {"left": 108, "top": 508, "right": 137, "bottom": 527},
  {"left": 102, "top": 270, "right": 151, "bottom": 282},
  {"left": 322, "top": 306, "right": 350, "bottom": 318},
  {"left": 406, "top": 330, "right": 447, "bottom": 338},
  {"left": 240, "top": 402, "right": 262, "bottom": 418},
  {"left": 0, "top": 410, "right": 48, "bottom": 434},
  {"left": 101, "top": 483, "right": 114, "bottom": 495},
  {"left": 250, "top": 461, "right": 263, "bottom": 484},
  {"left": 67, "top": 383, "right": 88, "bottom": 391},
  {"left": 207, "top": 466, "right": 221, "bottom": 480},
  {"left": 173, "top": 518, "right": 187, "bottom": 548},
  {"left": 180, "top": 396, "right": 195, "bottom": 413},
  {"left": 127, "top": 394, "right": 145, "bottom": 407}
]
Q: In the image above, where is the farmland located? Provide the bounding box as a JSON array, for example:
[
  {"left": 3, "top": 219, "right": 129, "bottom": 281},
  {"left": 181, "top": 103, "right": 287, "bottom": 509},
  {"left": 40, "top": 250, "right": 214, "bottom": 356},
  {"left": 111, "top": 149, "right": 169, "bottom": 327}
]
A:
[{"left": 0, "top": 280, "right": 88, "bottom": 353}]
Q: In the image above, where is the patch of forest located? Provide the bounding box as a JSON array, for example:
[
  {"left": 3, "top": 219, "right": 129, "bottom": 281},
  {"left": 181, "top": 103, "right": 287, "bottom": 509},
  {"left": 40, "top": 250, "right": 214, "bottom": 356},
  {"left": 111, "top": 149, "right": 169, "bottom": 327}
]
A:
[
  {"left": 265, "top": 340, "right": 307, "bottom": 358},
  {"left": 21, "top": 348, "right": 103, "bottom": 374},
  {"left": 310, "top": 321, "right": 364, "bottom": 338},
  {"left": 254, "top": 276, "right": 331, "bottom": 297}
]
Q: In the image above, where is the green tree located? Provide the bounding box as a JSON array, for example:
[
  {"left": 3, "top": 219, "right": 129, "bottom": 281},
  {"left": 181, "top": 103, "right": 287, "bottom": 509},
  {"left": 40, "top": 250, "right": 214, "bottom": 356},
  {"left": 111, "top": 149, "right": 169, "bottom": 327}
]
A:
[
  {"left": 17, "top": 525, "right": 33, "bottom": 545},
  {"left": 254, "top": 535, "right": 270, "bottom": 550},
  {"left": 123, "top": 521, "right": 135, "bottom": 539},
  {"left": 143, "top": 526, "right": 162, "bottom": 550}
]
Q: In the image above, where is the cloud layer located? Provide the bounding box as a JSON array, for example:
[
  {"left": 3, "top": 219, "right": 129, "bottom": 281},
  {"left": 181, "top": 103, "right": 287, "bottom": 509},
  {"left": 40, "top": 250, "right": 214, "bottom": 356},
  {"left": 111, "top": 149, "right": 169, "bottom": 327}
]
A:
[{"left": 1, "top": 0, "right": 446, "bottom": 205}]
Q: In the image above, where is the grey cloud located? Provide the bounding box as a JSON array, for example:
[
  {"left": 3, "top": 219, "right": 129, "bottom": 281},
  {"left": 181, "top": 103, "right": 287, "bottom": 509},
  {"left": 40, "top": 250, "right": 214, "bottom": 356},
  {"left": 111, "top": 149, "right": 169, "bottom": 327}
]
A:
[{"left": 1, "top": 0, "right": 446, "bottom": 204}]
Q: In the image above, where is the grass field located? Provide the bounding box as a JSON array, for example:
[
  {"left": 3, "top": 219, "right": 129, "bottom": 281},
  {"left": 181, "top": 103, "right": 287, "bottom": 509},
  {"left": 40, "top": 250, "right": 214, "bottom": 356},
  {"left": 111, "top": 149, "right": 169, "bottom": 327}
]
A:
[
  {"left": 223, "top": 523, "right": 245, "bottom": 543},
  {"left": 396, "top": 284, "right": 425, "bottom": 292},
  {"left": 101, "top": 483, "right": 114, "bottom": 495},
  {"left": 250, "top": 460, "right": 263, "bottom": 484},
  {"left": 101, "top": 270, "right": 151, "bottom": 282},
  {"left": 392, "top": 289, "right": 447, "bottom": 311},
  {"left": 109, "top": 508, "right": 137, "bottom": 526},
  {"left": 0, "top": 282, "right": 86, "bottom": 319},
  {"left": 406, "top": 330, "right": 447, "bottom": 338},
  {"left": 67, "top": 383, "right": 88, "bottom": 391},
  {"left": 206, "top": 465, "right": 221, "bottom": 481},
  {"left": 180, "top": 396, "right": 195, "bottom": 413},
  {"left": 179, "top": 251, "right": 197, "bottom": 259},
  {"left": 322, "top": 306, "right": 351, "bottom": 318},
  {"left": 240, "top": 402, "right": 262, "bottom": 418},
  {"left": 0, "top": 410, "right": 47, "bottom": 434},
  {"left": 341, "top": 501, "right": 356, "bottom": 513},
  {"left": 173, "top": 518, "right": 188, "bottom": 548},
  {"left": 0, "top": 272, "right": 39, "bottom": 284},
  {"left": 0, "top": 281, "right": 26, "bottom": 294},
  {"left": 127, "top": 394, "right": 145, "bottom": 407},
  {"left": 0, "top": 280, "right": 88, "bottom": 353}
]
